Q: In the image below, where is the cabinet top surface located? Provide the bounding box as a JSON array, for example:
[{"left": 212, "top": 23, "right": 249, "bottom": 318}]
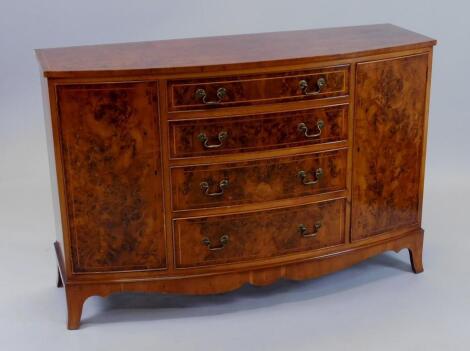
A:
[{"left": 36, "top": 24, "right": 435, "bottom": 78}]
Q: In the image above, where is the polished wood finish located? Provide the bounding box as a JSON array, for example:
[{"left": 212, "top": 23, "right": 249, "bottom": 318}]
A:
[
  {"left": 57, "top": 82, "right": 167, "bottom": 272},
  {"left": 351, "top": 54, "right": 428, "bottom": 240},
  {"left": 35, "top": 24, "right": 435, "bottom": 78},
  {"left": 171, "top": 149, "right": 347, "bottom": 211},
  {"left": 174, "top": 199, "right": 345, "bottom": 268},
  {"left": 169, "top": 104, "right": 348, "bottom": 158},
  {"left": 168, "top": 66, "right": 348, "bottom": 110},
  {"left": 58, "top": 228, "right": 424, "bottom": 330},
  {"left": 37, "top": 24, "right": 435, "bottom": 329}
]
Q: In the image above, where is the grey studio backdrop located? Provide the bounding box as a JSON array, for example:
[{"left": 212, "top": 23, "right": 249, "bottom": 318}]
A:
[{"left": 0, "top": 1, "right": 469, "bottom": 350}]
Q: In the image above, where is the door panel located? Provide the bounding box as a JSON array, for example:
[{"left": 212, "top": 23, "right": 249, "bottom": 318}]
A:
[
  {"left": 57, "top": 82, "right": 167, "bottom": 272},
  {"left": 351, "top": 54, "right": 428, "bottom": 240}
]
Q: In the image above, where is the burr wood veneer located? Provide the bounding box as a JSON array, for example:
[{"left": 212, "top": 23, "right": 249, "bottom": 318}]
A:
[{"left": 36, "top": 24, "right": 435, "bottom": 329}]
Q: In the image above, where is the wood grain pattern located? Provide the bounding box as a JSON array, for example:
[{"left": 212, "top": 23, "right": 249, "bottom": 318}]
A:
[
  {"left": 168, "top": 66, "right": 348, "bottom": 111},
  {"left": 60, "top": 228, "right": 424, "bottom": 329},
  {"left": 351, "top": 54, "right": 428, "bottom": 240},
  {"left": 37, "top": 24, "right": 434, "bottom": 329},
  {"left": 174, "top": 199, "right": 345, "bottom": 268},
  {"left": 35, "top": 24, "right": 435, "bottom": 78},
  {"left": 169, "top": 104, "right": 348, "bottom": 158},
  {"left": 171, "top": 149, "right": 347, "bottom": 211},
  {"left": 57, "top": 82, "right": 167, "bottom": 272}
]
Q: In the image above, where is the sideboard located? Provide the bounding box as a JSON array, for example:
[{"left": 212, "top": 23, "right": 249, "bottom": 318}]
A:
[{"left": 36, "top": 24, "right": 436, "bottom": 329}]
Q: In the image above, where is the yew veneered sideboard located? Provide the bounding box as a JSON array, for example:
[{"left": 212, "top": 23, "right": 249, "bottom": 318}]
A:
[{"left": 36, "top": 24, "right": 436, "bottom": 329}]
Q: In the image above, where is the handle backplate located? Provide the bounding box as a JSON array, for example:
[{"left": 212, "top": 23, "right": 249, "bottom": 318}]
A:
[
  {"left": 202, "top": 234, "right": 229, "bottom": 251},
  {"left": 298, "top": 120, "right": 325, "bottom": 138},
  {"left": 198, "top": 131, "right": 228, "bottom": 149},
  {"left": 299, "top": 77, "right": 326, "bottom": 96},
  {"left": 298, "top": 222, "right": 322, "bottom": 237},
  {"left": 195, "top": 87, "right": 227, "bottom": 105},
  {"left": 200, "top": 179, "right": 229, "bottom": 196},
  {"left": 298, "top": 168, "right": 324, "bottom": 185}
]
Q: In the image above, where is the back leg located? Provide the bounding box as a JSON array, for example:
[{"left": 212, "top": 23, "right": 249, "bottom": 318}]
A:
[{"left": 57, "top": 267, "right": 64, "bottom": 288}]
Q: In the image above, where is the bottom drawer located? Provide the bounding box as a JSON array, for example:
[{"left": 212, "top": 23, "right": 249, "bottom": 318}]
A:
[{"left": 174, "top": 198, "right": 346, "bottom": 268}]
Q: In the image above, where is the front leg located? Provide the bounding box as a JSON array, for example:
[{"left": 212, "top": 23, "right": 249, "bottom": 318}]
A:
[
  {"left": 408, "top": 229, "right": 424, "bottom": 273},
  {"left": 65, "top": 285, "right": 88, "bottom": 330}
]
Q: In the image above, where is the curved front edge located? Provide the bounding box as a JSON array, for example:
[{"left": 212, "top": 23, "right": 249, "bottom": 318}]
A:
[{"left": 57, "top": 228, "right": 423, "bottom": 329}]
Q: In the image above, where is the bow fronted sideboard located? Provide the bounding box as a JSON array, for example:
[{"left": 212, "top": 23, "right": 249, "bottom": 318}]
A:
[{"left": 36, "top": 24, "right": 436, "bottom": 329}]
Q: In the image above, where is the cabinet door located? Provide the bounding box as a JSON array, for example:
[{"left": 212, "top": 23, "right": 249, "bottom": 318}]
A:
[
  {"left": 57, "top": 82, "right": 166, "bottom": 272},
  {"left": 352, "top": 54, "right": 429, "bottom": 240}
]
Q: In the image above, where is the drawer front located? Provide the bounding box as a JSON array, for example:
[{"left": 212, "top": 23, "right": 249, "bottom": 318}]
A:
[
  {"left": 169, "top": 105, "right": 348, "bottom": 158},
  {"left": 174, "top": 199, "right": 346, "bottom": 268},
  {"left": 171, "top": 149, "right": 347, "bottom": 211},
  {"left": 168, "top": 66, "right": 349, "bottom": 111}
]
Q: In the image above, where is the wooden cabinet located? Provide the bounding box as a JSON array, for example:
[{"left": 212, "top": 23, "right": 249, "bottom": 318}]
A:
[{"left": 36, "top": 24, "right": 435, "bottom": 329}]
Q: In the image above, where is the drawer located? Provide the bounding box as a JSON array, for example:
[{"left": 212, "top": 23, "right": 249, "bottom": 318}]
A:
[
  {"left": 174, "top": 199, "right": 346, "bottom": 268},
  {"left": 171, "top": 149, "right": 347, "bottom": 211},
  {"left": 168, "top": 65, "right": 349, "bottom": 111},
  {"left": 169, "top": 104, "right": 348, "bottom": 158}
]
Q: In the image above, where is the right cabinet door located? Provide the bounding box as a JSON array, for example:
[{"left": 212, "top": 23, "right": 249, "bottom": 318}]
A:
[{"left": 351, "top": 54, "right": 430, "bottom": 240}]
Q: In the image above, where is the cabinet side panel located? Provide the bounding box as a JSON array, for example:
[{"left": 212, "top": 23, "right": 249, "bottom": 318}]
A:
[
  {"left": 57, "top": 82, "right": 167, "bottom": 273},
  {"left": 41, "top": 77, "right": 66, "bottom": 257},
  {"left": 352, "top": 54, "right": 428, "bottom": 240}
]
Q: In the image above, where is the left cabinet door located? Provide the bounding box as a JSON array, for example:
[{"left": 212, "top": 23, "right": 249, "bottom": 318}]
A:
[{"left": 56, "top": 82, "right": 167, "bottom": 273}]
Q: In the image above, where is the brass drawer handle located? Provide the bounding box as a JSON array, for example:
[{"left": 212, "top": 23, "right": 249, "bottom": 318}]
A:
[
  {"left": 202, "top": 234, "right": 229, "bottom": 251},
  {"left": 298, "top": 120, "right": 325, "bottom": 138},
  {"left": 195, "top": 87, "right": 227, "bottom": 105},
  {"left": 200, "top": 179, "right": 229, "bottom": 196},
  {"left": 198, "top": 131, "right": 228, "bottom": 149},
  {"left": 298, "top": 222, "right": 322, "bottom": 237},
  {"left": 299, "top": 77, "right": 326, "bottom": 96},
  {"left": 298, "top": 168, "right": 323, "bottom": 185}
]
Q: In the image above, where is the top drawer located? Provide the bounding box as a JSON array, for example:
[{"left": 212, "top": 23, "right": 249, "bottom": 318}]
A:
[{"left": 168, "top": 65, "right": 349, "bottom": 111}]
